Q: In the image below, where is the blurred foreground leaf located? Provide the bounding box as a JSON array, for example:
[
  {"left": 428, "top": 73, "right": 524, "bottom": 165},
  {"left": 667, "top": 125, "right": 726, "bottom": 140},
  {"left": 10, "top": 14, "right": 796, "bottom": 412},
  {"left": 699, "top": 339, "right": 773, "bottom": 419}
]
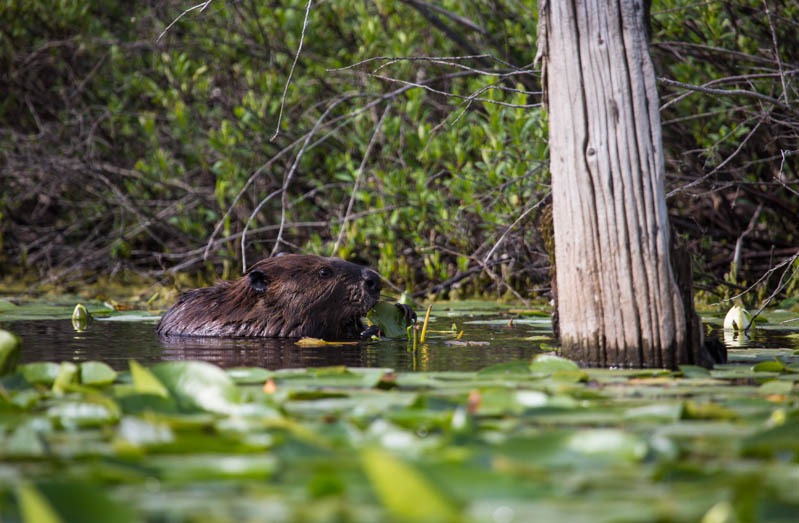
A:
[
  {"left": 150, "top": 360, "right": 241, "bottom": 414},
  {"left": 80, "top": 361, "right": 117, "bottom": 386},
  {"left": 360, "top": 446, "right": 459, "bottom": 521},
  {"left": 129, "top": 360, "right": 169, "bottom": 397},
  {"left": 16, "top": 483, "right": 61, "bottom": 523},
  {"left": 0, "top": 328, "right": 21, "bottom": 376},
  {"left": 21, "top": 362, "right": 60, "bottom": 385}
]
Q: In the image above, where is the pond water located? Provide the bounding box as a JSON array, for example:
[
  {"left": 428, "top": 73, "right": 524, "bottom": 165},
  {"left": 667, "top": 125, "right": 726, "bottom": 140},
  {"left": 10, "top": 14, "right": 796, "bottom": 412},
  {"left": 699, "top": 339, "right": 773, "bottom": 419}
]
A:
[
  {"left": 3, "top": 299, "right": 797, "bottom": 371},
  {"left": 3, "top": 301, "right": 557, "bottom": 372}
]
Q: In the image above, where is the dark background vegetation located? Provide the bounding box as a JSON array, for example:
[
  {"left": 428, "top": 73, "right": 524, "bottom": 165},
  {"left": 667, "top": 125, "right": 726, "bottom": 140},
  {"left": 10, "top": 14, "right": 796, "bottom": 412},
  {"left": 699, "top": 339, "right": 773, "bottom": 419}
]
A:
[{"left": 1, "top": 0, "right": 797, "bottom": 305}]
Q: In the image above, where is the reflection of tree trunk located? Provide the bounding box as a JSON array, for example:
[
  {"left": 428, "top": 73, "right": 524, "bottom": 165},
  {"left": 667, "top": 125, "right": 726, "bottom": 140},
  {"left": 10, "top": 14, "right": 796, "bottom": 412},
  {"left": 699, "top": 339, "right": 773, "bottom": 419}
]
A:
[{"left": 537, "top": 1, "right": 719, "bottom": 368}]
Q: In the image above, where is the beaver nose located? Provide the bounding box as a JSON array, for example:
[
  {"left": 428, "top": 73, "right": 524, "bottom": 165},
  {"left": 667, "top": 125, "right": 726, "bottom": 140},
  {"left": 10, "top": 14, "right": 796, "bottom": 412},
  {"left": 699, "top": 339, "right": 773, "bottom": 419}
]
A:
[{"left": 362, "top": 268, "right": 381, "bottom": 294}]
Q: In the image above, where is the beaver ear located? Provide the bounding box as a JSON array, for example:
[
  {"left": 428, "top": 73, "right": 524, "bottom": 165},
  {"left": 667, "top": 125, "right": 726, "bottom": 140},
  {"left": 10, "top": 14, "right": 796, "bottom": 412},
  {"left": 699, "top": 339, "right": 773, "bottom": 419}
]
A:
[{"left": 248, "top": 270, "right": 269, "bottom": 292}]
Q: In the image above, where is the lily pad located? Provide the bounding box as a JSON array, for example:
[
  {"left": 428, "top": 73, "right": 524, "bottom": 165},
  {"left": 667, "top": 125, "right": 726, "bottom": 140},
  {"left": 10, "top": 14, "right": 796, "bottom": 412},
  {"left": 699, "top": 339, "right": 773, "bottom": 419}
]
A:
[
  {"left": 530, "top": 354, "right": 581, "bottom": 375},
  {"left": 226, "top": 367, "right": 272, "bottom": 384},
  {"left": 21, "top": 362, "right": 61, "bottom": 385},
  {"left": 477, "top": 360, "right": 531, "bottom": 375},
  {"left": 52, "top": 362, "right": 78, "bottom": 395},
  {"left": 367, "top": 302, "right": 415, "bottom": 338},
  {"left": 79, "top": 361, "right": 117, "bottom": 386},
  {"left": 753, "top": 360, "right": 785, "bottom": 373},
  {"left": 129, "top": 360, "right": 169, "bottom": 397},
  {"left": 150, "top": 361, "right": 241, "bottom": 414}
]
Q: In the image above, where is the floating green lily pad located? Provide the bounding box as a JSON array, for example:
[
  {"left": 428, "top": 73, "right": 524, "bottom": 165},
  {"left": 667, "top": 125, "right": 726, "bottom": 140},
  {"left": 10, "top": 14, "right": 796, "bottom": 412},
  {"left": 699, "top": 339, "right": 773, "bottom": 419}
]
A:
[
  {"left": 80, "top": 361, "right": 117, "bottom": 386},
  {"left": 21, "top": 362, "right": 61, "bottom": 385},
  {"left": 1, "top": 323, "right": 798, "bottom": 523},
  {"left": 367, "top": 302, "right": 416, "bottom": 338}
]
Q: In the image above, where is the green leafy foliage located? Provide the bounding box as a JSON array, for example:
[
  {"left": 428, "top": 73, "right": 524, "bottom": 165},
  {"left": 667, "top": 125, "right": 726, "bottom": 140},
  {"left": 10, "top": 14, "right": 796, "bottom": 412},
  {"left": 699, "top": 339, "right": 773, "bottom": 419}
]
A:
[
  {"left": 1, "top": 0, "right": 796, "bottom": 303},
  {"left": 0, "top": 0, "right": 546, "bottom": 296}
]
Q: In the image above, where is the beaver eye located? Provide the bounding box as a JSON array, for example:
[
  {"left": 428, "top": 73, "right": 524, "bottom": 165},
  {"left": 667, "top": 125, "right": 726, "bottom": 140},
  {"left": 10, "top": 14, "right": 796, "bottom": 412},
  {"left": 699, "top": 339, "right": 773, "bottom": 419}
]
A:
[{"left": 318, "top": 267, "right": 333, "bottom": 279}]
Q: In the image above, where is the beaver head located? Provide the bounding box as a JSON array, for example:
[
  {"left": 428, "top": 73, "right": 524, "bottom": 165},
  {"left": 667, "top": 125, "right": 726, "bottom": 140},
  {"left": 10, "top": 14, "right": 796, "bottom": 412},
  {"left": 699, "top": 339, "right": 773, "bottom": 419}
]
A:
[{"left": 156, "top": 254, "right": 382, "bottom": 339}]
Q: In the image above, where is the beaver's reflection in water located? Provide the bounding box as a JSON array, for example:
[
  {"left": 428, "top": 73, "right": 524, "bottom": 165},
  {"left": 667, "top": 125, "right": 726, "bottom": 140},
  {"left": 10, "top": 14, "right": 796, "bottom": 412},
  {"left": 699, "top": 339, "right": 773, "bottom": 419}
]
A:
[{"left": 157, "top": 335, "right": 372, "bottom": 369}]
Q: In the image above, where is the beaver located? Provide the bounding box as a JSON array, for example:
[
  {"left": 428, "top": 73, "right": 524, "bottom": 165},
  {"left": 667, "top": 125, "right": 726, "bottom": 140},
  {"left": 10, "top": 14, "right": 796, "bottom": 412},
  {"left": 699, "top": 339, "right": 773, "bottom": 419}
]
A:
[{"left": 156, "top": 254, "right": 386, "bottom": 339}]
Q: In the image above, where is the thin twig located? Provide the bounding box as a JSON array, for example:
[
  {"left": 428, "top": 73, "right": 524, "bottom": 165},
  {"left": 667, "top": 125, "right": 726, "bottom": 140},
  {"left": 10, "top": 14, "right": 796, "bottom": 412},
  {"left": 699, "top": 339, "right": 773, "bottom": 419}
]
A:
[
  {"left": 658, "top": 77, "right": 794, "bottom": 114},
  {"left": 730, "top": 203, "right": 763, "bottom": 283},
  {"left": 775, "top": 149, "right": 799, "bottom": 198},
  {"left": 270, "top": 97, "right": 351, "bottom": 258},
  {"left": 660, "top": 71, "right": 798, "bottom": 112},
  {"left": 725, "top": 249, "right": 799, "bottom": 304},
  {"left": 667, "top": 117, "right": 763, "bottom": 198},
  {"left": 271, "top": 0, "right": 313, "bottom": 142},
  {"left": 332, "top": 102, "right": 392, "bottom": 256},
  {"left": 240, "top": 96, "right": 353, "bottom": 270},
  {"left": 328, "top": 54, "right": 496, "bottom": 72},
  {"left": 745, "top": 250, "right": 799, "bottom": 334},
  {"left": 355, "top": 71, "right": 540, "bottom": 108},
  {"left": 240, "top": 188, "right": 282, "bottom": 271},
  {"left": 762, "top": 0, "right": 789, "bottom": 105},
  {"left": 157, "top": 0, "right": 214, "bottom": 42},
  {"left": 653, "top": 41, "right": 799, "bottom": 69},
  {"left": 205, "top": 88, "right": 414, "bottom": 261},
  {"left": 483, "top": 197, "right": 549, "bottom": 264}
]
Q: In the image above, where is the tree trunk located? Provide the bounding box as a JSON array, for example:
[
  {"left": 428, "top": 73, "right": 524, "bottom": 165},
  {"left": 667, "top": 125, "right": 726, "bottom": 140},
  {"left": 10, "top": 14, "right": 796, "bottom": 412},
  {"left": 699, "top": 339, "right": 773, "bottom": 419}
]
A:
[{"left": 536, "top": 0, "right": 713, "bottom": 368}]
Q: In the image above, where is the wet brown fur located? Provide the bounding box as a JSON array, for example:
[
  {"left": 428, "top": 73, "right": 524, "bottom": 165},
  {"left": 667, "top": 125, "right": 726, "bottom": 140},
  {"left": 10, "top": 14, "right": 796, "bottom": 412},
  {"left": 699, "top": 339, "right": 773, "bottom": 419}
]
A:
[{"left": 156, "top": 254, "right": 381, "bottom": 339}]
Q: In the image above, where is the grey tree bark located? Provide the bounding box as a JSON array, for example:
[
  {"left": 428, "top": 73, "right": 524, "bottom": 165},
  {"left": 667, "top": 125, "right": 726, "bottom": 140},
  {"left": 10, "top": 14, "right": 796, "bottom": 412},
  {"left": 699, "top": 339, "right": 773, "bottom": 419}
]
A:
[{"left": 536, "top": 0, "right": 716, "bottom": 368}]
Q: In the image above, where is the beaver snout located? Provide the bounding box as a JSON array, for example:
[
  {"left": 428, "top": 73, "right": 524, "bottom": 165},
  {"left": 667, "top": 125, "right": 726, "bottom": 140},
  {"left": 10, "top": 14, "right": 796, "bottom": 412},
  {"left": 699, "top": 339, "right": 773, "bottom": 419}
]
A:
[{"left": 362, "top": 268, "right": 382, "bottom": 295}]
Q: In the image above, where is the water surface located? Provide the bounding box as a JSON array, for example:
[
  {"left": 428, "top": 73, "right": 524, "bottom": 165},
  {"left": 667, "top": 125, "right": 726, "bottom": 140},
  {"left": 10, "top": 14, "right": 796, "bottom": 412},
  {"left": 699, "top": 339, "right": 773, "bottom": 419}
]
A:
[
  {"left": 4, "top": 300, "right": 797, "bottom": 371},
  {"left": 5, "top": 307, "right": 554, "bottom": 372}
]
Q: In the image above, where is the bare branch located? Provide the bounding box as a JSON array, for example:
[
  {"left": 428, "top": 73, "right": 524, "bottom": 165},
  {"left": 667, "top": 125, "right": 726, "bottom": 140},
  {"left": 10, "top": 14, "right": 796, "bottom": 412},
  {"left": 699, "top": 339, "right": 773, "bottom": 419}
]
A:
[
  {"left": 483, "top": 196, "right": 549, "bottom": 264},
  {"left": 730, "top": 203, "right": 763, "bottom": 284},
  {"left": 271, "top": 0, "right": 313, "bottom": 142},
  {"left": 762, "top": 0, "right": 790, "bottom": 105},
  {"left": 354, "top": 71, "right": 540, "bottom": 108},
  {"left": 157, "top": 1, "right": 214, "bottom": 42},
  {"left": 327, "top": 54, "right": 527, "bottom": 74},
  {"left": 744, "top": 250, "right": 799, "bottom": 333},
  {"left": 270, "top": 96, "right": 351, "bottom": 258},
  {"left": 658, "top": 77, "right": 795, "bottom": 114},
  {"left": 667, "top": 117, "right": 763, "bottom": 198},
  {"left": 332, "top": 102, "right": 392, "bottom": 256}
]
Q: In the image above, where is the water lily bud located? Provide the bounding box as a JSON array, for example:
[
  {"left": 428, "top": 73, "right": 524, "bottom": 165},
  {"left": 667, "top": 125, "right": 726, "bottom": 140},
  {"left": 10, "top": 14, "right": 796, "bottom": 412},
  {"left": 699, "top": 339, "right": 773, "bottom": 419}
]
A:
[{"left": 723, "top": 305, "right": 751, "bottom": 332}]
